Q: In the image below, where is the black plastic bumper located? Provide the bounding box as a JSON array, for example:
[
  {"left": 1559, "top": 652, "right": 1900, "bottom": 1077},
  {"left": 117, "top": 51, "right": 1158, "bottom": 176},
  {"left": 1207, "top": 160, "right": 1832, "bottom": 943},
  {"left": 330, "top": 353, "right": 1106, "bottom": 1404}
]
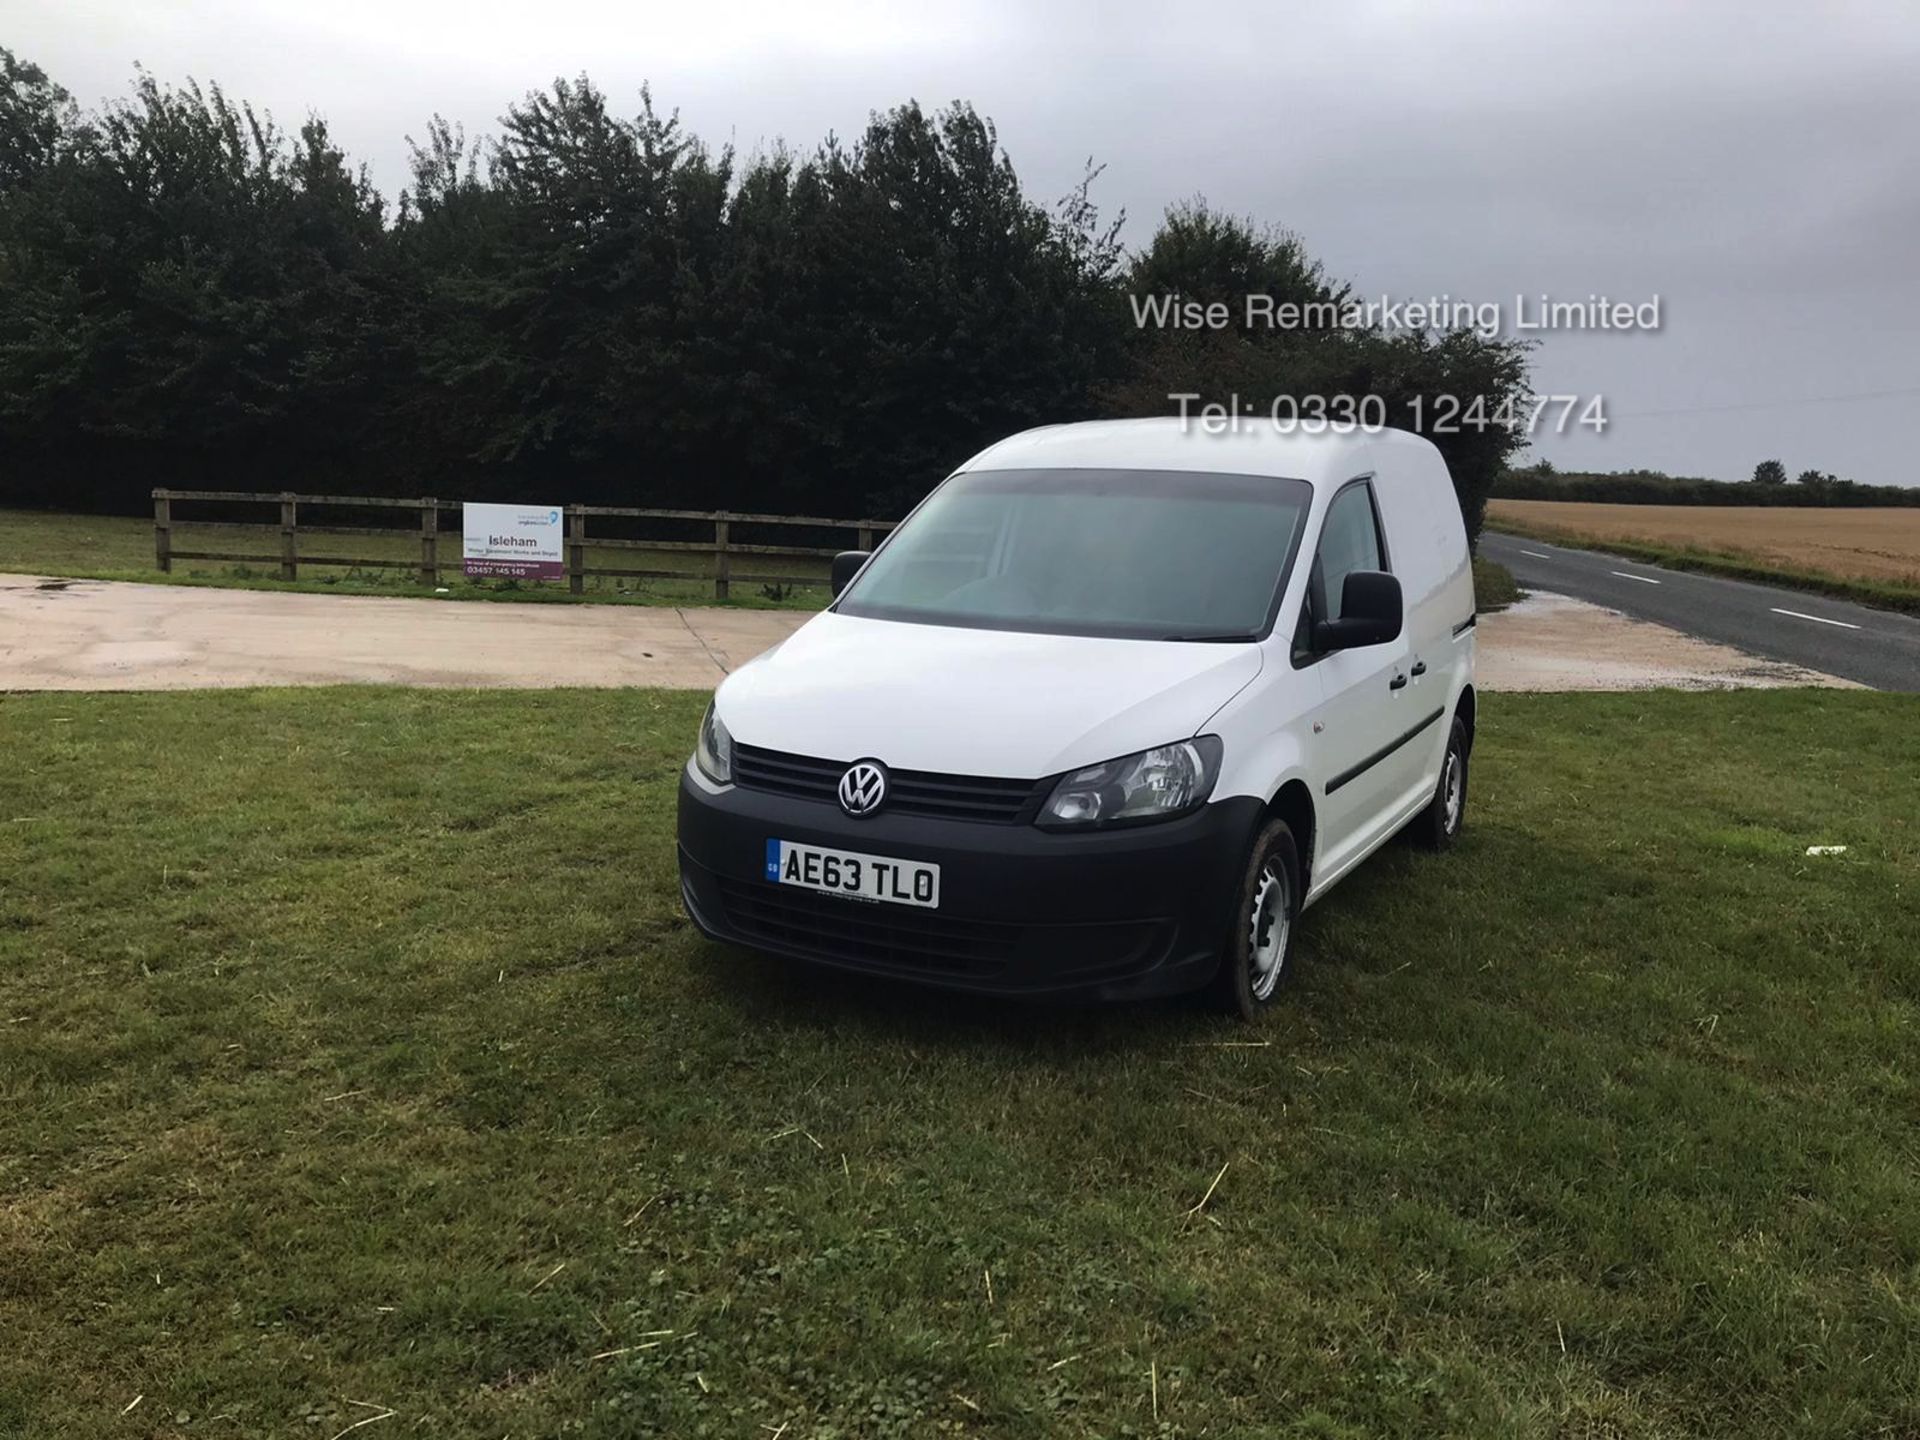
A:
[{"left": 676, "top": 767, "right": 1264, "bottom": 1001}]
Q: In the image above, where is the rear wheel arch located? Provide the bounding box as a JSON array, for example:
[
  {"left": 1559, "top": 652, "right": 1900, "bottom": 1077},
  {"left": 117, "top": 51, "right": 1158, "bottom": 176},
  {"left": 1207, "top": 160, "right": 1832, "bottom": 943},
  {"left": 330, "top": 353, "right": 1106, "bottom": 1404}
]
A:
[{"left": 1455, "top": 684, "right": 1477, "bottom": 754}]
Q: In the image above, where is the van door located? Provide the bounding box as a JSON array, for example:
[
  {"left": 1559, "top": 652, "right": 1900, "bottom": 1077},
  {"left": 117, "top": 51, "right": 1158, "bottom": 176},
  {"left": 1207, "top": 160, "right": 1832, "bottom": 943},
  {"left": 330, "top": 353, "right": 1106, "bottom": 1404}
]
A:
[{"left": 1295, "top": 479, "right": 1418, "bottom": 887}]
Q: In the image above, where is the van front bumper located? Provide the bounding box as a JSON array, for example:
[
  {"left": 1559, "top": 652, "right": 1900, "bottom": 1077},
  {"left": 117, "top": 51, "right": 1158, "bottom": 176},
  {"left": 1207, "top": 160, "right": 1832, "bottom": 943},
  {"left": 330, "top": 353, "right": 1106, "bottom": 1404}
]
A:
[{"left": 676, "top": 767, "right": 1265, "bottom": 1001}]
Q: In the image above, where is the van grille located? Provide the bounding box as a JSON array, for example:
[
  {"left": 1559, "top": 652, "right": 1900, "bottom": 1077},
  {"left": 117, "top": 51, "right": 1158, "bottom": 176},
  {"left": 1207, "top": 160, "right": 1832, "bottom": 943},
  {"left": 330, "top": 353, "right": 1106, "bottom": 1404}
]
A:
[
  {"left": 732, "top": 744, "right": 1040, "bottom": 823},
  {"left": 714, "top": 877, "right": 1018, "bottom": 977}
]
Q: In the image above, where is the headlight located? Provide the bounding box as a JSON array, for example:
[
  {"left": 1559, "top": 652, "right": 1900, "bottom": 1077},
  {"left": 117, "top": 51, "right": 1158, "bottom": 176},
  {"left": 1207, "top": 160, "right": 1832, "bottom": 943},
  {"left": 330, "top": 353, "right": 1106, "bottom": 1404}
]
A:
[
  {"left": 693, "top": 701, "right": 732, "bottom": 784},
  {"left": 1037, "top": 736, "right": 1222, "bottom": 829}
]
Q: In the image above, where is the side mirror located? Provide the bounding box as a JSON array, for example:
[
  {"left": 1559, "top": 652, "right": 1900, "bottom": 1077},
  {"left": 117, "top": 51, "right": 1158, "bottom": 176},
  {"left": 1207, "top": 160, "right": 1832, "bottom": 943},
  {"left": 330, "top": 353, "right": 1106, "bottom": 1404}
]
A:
[
  {"left": 1312, "top": 570, "right": 1402, "bottom": 651},
  {"left": 830, "top": 550, "right": 870, "bottom": 598}
]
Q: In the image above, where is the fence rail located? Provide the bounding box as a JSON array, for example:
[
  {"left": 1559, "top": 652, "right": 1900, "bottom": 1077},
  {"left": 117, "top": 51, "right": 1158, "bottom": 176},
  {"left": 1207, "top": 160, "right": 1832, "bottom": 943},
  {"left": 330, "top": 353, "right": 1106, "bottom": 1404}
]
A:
[{"left": 151, "top": 489, "right": 896, "bottom": 600}]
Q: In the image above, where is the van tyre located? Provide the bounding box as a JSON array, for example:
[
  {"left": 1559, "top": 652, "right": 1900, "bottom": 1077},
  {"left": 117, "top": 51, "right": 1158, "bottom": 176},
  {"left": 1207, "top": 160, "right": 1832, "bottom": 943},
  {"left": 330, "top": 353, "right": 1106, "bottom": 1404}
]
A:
[
  {"left": 1412, "top": 715, "right": 1469, "bottom": 850},
  {"left": 1210, "top": 818, "right": 1301, "bottom": 1019}
]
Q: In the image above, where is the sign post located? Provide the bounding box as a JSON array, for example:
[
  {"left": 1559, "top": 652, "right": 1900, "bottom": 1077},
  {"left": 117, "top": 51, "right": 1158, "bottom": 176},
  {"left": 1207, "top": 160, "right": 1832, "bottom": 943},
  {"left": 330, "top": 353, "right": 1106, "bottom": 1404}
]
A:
[{"left": 462, "top": 502, "right": 565, "bottom": 581}]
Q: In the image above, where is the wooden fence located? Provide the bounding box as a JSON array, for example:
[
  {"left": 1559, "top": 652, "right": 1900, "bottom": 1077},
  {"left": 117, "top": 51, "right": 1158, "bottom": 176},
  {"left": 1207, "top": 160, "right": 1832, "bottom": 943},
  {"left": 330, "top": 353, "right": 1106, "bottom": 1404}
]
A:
[{"left": 151, "top": 489, "right": 896, "bottom": 600}]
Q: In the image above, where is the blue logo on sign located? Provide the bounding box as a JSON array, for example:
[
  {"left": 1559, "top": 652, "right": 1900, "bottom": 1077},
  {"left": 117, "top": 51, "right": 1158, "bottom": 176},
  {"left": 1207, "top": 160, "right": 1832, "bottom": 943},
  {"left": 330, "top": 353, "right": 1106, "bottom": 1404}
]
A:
[
  {"left": 765, "top": 839, "right": 781, "bottom": 881},
  {"left": 548, "top": 510, "right": 560, "bottom": 524}
]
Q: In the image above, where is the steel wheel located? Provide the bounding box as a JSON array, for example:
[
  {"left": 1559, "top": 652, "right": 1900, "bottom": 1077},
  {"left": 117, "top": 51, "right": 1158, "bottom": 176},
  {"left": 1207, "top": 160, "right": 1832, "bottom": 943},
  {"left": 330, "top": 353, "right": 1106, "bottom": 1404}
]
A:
[
  {"left": 1211, "top": 817, "right": 1301, "bottom": 1017},
  {"left": 1248, "top": 860, "right": 1291, "bottom": 1001},
  {"left": 1414, "top": 714, "right": 1469, "bottom": 851},
  {"left": 1442, "top": 747, "right": 1464, "bottom": 835}
]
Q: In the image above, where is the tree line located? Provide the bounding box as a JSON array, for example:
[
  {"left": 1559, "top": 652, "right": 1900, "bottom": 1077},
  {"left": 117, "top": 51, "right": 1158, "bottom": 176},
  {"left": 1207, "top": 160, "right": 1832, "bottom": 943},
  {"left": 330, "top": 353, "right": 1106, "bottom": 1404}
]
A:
[
  {"left": 1495, "top": 460, "right": 1920, "bottom": 508},
  {"left": 0, "top": 50, "right": 1529, "bottom": 534}
]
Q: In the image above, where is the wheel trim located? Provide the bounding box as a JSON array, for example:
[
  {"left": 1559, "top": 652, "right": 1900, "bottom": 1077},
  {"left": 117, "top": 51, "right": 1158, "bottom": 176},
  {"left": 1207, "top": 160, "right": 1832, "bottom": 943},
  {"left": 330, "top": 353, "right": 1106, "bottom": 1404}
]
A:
[
  {"left": 1248, "top": 862, "right": 1290, "bottom": 1000},
  {"left": 1443, "top": 749, "right": 1464, "bottom": 833}
]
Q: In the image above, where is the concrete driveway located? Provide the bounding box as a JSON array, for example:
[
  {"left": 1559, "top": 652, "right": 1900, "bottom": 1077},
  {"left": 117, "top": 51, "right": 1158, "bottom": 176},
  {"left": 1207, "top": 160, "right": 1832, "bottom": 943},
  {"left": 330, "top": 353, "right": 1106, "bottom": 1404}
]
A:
[
  {"left": 0, "top": 575, "right": 795, "bottom": 689},
  {"left": 0, "top": 573, "right": 1853, "bottom": 692}
]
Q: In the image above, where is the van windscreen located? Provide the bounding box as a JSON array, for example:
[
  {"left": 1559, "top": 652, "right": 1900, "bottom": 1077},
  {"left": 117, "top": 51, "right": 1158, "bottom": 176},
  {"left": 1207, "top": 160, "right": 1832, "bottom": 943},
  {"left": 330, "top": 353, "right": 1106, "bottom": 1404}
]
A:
[{"left": 835, "top": 467, "right": 1312, "bottom": 641}]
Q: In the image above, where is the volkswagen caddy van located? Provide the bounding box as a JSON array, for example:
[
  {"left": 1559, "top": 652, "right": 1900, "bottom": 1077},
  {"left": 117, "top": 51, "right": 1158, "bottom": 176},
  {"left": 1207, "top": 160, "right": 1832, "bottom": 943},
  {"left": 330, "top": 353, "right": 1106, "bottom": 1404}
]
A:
[{"left": 677, "top": 419, "right": 1477, "bottom": 1015}]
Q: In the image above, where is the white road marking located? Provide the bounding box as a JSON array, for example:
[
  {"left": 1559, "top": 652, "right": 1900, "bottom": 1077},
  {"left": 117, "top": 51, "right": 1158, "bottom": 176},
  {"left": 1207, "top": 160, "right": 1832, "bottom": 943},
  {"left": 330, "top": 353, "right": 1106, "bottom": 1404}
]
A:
[
  {"left": 1771, "top": 607, "right": 1860, "bottom": 630},
  {"left": 1520, "top": 549, "right": 1551, "bottom": 559},
  {"left": 1608, "top": 570, "right": 1661, "bottom": 585}
]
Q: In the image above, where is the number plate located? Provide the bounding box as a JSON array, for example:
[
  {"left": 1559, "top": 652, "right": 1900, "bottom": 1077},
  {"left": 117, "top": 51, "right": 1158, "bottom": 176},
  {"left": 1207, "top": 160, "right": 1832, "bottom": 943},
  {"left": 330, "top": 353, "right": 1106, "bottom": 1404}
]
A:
[{"left": 765, "top": 839, "right": 940, "bottom": 909}]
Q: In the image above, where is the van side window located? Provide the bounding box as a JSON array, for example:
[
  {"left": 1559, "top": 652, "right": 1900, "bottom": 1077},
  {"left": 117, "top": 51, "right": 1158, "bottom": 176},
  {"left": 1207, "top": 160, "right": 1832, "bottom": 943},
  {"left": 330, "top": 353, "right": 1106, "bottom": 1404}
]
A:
[{"left": 1293, "top": 481, "right": 1387, "bottom": 661}]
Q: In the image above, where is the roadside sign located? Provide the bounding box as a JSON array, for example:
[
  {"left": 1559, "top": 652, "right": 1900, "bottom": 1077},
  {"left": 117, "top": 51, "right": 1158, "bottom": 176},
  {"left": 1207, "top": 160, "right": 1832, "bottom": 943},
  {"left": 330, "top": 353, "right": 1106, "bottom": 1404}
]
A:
[{"left": 463, "top": 502, "right": 564, "bottom": 580}]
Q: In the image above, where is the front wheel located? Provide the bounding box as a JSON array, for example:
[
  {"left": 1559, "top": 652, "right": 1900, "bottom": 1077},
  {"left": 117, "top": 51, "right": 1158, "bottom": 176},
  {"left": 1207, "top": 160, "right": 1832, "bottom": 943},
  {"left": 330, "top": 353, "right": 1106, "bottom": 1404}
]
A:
[
  {"left": 1411, "top": 715, "right": 1469, "bottom": 850},
  {"left": 1209, "top": 818, "right": 1301, "bottom": 1020}
]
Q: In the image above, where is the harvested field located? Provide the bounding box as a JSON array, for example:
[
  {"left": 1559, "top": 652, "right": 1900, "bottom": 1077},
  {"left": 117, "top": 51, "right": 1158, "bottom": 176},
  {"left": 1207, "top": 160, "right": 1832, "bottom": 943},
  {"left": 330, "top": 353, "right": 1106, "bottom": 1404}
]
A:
[{"left": 1487, "top": 500, "right": 1920, "bottom": 586}]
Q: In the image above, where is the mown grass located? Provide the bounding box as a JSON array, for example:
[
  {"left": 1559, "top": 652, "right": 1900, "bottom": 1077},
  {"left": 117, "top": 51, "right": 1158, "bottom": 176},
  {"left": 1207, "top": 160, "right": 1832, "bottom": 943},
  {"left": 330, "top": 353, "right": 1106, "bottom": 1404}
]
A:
[
  {"left": 1472, "top": 556, "right": 1522, "bottom": 613},
  {"left": 0, "top": 507, "right": 832, "bottom": 610},
  {"left": 1485, "top": 514, "right": 1920, "bottom": 616},
  {"left": 2, "top": 687, "right": 1917, "bottom": 1438}
]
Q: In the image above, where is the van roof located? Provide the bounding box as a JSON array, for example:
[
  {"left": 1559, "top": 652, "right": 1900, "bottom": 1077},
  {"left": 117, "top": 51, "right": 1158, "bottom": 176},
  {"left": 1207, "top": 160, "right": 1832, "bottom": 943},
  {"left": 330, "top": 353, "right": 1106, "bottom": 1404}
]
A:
[{"left": 958, "top": 417, "right": 1441, "bottom": 487}]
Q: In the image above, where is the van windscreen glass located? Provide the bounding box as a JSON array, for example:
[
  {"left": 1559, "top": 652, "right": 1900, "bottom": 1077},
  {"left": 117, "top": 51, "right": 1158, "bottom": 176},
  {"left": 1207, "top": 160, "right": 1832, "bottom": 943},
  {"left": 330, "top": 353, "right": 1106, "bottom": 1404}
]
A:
[{"left": 835, "top": 468, "right": 1312, "bottom": 641}]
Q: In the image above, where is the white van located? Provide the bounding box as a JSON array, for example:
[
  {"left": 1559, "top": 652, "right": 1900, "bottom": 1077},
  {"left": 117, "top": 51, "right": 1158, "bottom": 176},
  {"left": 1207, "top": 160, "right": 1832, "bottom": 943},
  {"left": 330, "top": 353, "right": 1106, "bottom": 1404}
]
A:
[{"left": 678, "top": 419, "right": 1477, "bottom": 1015}]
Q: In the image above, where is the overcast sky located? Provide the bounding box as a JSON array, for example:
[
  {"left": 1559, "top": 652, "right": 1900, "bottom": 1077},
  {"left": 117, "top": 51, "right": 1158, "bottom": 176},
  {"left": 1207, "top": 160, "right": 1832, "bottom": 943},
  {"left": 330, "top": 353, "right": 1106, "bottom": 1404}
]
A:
[{"left": 13, "top": 0, "right": 1919, "bottom": 484}]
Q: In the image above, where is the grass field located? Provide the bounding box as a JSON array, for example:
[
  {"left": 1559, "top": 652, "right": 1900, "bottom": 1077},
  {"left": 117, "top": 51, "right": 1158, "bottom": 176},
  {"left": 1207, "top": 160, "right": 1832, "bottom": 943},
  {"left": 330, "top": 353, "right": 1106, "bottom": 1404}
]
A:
[
  {"left": 0, "top": 507, "right": 833, "bottom": 609},
  {"left": 1487, "top": 500, "right": 1920, "bottom": 612},
  {"left": 3, "top": 686, "right": 1917, "bottom": 1437}
]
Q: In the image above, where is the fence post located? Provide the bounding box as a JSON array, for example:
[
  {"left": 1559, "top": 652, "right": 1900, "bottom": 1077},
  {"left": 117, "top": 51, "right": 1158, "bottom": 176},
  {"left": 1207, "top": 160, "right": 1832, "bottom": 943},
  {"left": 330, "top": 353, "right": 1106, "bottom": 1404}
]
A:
[
  {"left": 419, "top": 498, "right": 438, "bottom": 586},
  {"left": 279, "top": 493, "right": 298, "bottom": 581},
  {"left": 153, "top": 489, "right": 172, "bottom": 573},
  {"left": 857, "top": 525, "right": 874, "bottom": 552},
  {"left": 713, "top": 514, "right": 731, "bottom": 601},
  {"left": 567, "top": 506, "right": 586, "bottom": 595}
]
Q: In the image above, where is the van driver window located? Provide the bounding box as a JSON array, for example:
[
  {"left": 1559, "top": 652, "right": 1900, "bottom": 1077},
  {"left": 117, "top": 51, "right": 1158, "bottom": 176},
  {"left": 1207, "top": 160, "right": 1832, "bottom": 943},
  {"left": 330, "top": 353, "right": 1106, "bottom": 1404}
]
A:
[{"left": 1317, "top": 483, "right": 1386, "bottom": 621}]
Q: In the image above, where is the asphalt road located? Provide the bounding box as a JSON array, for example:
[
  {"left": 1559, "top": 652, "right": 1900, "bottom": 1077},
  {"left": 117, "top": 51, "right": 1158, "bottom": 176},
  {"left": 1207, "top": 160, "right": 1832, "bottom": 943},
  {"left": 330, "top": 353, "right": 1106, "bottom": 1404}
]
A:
[{"left": 1480, "top": 531, "right": 1920, "bottom": 693}]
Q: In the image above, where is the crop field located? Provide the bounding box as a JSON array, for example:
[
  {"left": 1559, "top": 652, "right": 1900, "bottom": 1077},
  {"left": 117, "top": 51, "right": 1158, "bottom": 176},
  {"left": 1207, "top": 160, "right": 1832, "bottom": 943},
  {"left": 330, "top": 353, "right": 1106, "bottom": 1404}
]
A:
[
  {"left": 1487, "top": 500, "right": 1920, "bottom": 605},
  {"left": 3, "top": 686, "right": 1917, "bottom": 1438}
]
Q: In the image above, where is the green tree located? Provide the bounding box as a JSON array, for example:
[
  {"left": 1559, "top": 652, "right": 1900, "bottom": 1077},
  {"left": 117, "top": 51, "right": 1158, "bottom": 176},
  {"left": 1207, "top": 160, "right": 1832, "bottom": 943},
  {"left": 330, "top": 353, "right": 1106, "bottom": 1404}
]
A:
[
  {"left": 0, "top": 52, "right": 1530, "bottom": 528},
  {"left": 0, "top": 61, "right": 385, "bottom": 506},
  {"left": 0, "top": 47, "right": 77, "bottom": 193},
  {"left": 1752, "top": 459, "right": 1787, "bottom": 485},
  {"left": 790, "top": 101, "right": 1126, "bottom": 515},
  {"left": 1127, "top": 200, "right": 1342, "bottom": 314},
  {"left": 385, "top": 78, "right": 739, "bottom": 501}
]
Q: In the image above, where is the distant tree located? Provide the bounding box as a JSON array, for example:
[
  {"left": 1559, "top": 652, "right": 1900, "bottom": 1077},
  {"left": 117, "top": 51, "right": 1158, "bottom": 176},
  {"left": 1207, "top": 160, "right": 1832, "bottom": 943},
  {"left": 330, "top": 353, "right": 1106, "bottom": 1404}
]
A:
[
  {"left": 1794, "top": 469, "right": 1843, "bottom": 504},
  {"left": 1751, "top": 459, "right": 1787, "bottom": 485},
  {"left": 1493, "top": 464, "right": 1920, "bottom": 508}
]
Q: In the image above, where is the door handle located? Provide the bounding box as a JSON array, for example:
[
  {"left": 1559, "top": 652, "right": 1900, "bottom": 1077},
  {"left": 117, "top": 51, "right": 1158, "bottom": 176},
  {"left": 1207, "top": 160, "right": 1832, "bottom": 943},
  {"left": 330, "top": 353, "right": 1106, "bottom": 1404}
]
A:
[
  {"left": 1389, "top": 673, "right": 1409, "bottom": 691},
  {"left": 1410, "top": 660, "right": 1427, "bottom": 677}
]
